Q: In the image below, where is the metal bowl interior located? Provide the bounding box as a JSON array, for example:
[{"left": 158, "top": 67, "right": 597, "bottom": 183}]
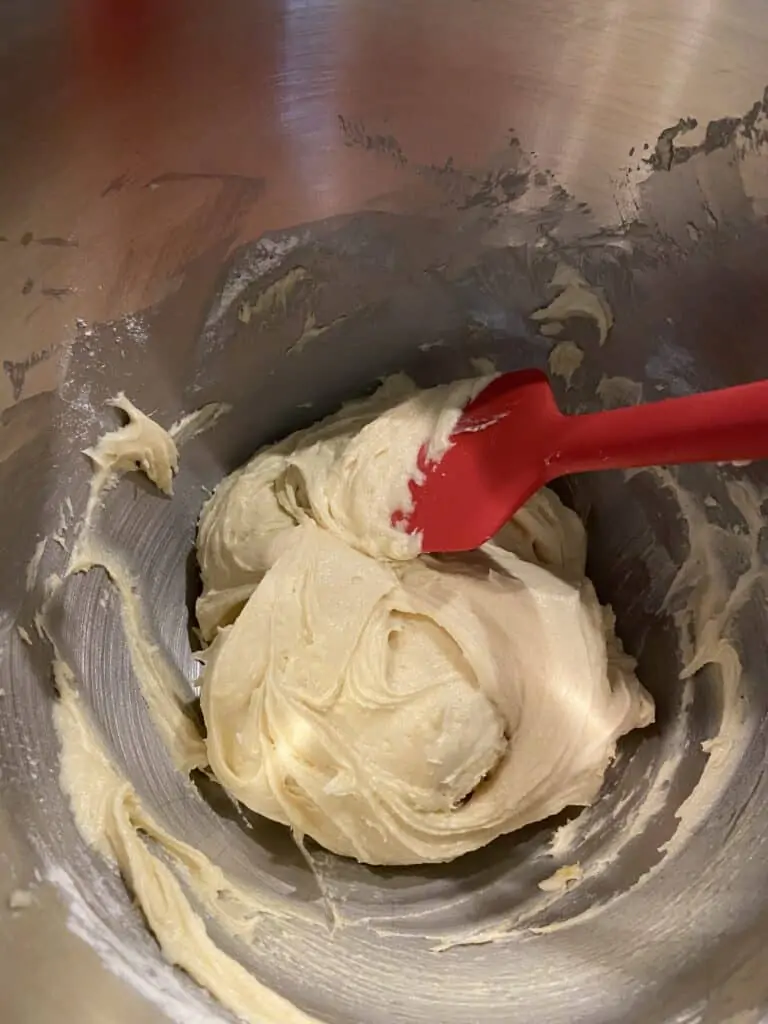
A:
[{"left": 3, "top": 3, "right": 768, "bottom": 1023}]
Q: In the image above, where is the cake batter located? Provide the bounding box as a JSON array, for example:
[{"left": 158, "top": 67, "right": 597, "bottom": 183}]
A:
[
  {"left": 197, "top": 376, "right": 654, "bottom": 864},
  {"left": 45, "top": 384, "right": 755, "bottom": 1024}
]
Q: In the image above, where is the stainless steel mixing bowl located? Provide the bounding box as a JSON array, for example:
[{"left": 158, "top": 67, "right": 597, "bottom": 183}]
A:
[{"left": 3, "top": 2, "right": 768, "bottom": 1022}]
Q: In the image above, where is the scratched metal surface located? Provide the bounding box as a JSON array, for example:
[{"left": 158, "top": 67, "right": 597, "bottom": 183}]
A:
[{"left": 3, "top": 2, "right": 768, "bottom": 1023}]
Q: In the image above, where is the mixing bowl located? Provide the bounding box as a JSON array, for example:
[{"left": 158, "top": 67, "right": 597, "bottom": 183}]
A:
[{"left": 3, "top": 2, "right": 768, "bottom": 1022}]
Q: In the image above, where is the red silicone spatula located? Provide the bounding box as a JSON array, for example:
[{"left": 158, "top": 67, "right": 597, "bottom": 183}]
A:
[{"left": 401, "top": 369, "right": 768, "bottom": 553}]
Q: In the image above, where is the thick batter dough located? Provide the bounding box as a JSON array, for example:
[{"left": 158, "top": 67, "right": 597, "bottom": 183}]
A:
[
  {"left": 46, "top": 387, "right": 752, "bottom": 1024},
  {"left": 197, "top": 377, "right": 654, "bottom": 865}
]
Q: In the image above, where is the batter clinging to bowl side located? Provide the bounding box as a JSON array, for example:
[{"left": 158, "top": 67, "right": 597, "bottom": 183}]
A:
[{"left": 196, "top": 375, "right": 654, "bottom": 865}]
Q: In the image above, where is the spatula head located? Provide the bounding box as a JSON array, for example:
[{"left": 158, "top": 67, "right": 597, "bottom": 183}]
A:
[{"left": 401, "top": 369, "right": 562, "bottom": 553}]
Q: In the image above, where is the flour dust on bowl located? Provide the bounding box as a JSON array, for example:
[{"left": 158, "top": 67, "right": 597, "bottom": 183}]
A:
[{"left": 3, "top": 3, "right": 768, "bottom": 1023}]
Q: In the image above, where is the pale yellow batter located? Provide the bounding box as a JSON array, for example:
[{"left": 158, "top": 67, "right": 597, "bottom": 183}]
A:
[
  {"left": 45, "top": 386, "right": 754, "bottom": 1024},
  {"left": 197, "top": 376, "right": 654, "bottom": 865}
]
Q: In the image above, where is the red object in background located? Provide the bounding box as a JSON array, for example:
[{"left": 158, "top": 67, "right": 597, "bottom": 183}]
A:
[{"left": 70, "top": 0, "right": 180, "bottom": 80}]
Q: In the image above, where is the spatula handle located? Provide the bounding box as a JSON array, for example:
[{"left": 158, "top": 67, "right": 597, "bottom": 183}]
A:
[{"left": 551, "top": 379, "right": 768, "bottom": 476}]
